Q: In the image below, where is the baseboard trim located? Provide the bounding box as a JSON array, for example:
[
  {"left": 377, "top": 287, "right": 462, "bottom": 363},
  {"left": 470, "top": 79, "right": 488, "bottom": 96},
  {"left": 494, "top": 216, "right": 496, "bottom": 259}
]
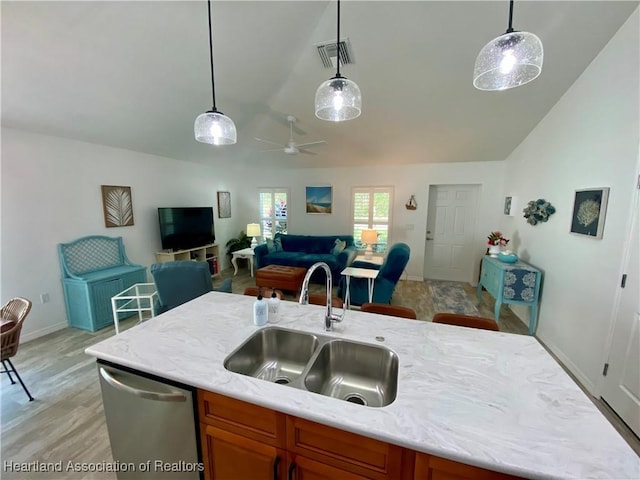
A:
[
  {"left": 537, "top": 332, "right": 597, "bottom": 395},
  {"left": 21, "top": 321, "right": 67, "bottom": 343}
]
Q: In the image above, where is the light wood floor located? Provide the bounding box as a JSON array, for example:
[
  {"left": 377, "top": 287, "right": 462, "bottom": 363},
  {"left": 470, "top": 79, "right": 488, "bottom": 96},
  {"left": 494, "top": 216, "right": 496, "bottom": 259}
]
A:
[{"left": 2, "top": 268, "right": 638, "bottom": 480}]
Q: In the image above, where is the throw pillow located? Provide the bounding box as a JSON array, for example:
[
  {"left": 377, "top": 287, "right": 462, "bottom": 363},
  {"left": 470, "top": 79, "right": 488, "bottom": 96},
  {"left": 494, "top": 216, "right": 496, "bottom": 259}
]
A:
[
  {"left": 265, "top": 238, "right": 276, "bottom": 253},
  {"left": 331, "top": 238, "right": 346, "bottom": 256},
  {"left": 274, "top": 237, "right": 283, "bottom": 252}
]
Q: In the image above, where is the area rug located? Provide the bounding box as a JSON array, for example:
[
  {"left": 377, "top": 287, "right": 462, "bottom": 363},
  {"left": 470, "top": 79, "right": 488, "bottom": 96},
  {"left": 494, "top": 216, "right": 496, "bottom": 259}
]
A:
[{"left": 427, "top": 280, "right": 479, "bottom": 316}]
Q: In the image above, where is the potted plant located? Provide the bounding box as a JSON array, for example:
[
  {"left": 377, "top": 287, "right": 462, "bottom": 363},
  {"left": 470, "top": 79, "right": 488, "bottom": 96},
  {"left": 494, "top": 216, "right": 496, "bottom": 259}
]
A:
[
  {"left": 487, "top": 231, "right": 509, "bottom": 257},
  {"left": 225, "top": 230, "right": 251, "bottom": 258}
]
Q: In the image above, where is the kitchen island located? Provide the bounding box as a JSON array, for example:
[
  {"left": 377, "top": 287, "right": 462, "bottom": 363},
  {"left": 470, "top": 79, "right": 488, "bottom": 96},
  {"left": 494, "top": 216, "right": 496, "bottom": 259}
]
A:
[{"left": 86, "top": 292, "right": 639, "bottom": 479}]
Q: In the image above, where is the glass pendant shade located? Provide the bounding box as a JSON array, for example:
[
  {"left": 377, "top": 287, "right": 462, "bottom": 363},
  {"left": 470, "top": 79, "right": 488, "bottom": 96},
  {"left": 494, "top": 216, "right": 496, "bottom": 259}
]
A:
[
  {"left": 473, "top": 31, "right": 543, "bottom": 91},
  {"left": 194, "top": 110, "right": 237, "bottom": 145},
  {"left": 315, "top": 76, "right": 362, "bottom": 122}
]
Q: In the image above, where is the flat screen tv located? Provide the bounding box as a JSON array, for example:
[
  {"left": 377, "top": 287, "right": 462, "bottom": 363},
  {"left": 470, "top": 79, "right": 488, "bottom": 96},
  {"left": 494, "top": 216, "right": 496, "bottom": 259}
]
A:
[{"left": 158, "top": 207, "right": 215, "bottom": 251}]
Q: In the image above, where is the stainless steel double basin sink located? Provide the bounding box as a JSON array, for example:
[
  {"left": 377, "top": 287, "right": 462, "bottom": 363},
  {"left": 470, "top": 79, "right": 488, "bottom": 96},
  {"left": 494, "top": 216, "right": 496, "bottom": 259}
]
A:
[{"left": 223, "top": 327, "right": 399, "bottom": 407}]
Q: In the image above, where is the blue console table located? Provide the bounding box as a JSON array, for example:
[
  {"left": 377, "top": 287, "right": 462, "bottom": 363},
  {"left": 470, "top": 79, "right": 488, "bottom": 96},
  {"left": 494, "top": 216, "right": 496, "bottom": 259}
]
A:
[{"left": 477, "top": 256, "right": 542, "bottom": 335}]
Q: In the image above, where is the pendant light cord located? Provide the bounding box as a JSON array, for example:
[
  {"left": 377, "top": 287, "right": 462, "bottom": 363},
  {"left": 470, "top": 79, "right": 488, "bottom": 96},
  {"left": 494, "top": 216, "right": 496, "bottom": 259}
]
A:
[
  {"left": 207, "top": 0, "right": 217, "bottom": 111},
  {"left": 506, "top": 0, "right": 514, "bottom": 33},
  {"left": 335, "top": 0, "right": 341, "bottom": 78}
]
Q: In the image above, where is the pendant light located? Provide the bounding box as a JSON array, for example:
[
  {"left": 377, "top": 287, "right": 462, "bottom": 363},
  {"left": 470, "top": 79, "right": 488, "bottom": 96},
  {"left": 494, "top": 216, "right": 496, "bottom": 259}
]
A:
[
  {"left": 315, "top": 0, "right": 361, "bottom": 121},
  {"left": 473, "top": 0, "right": 543, "bottom": 91},
  {"left": 194, "top": 0, "right": 237, "bottom": 145}
]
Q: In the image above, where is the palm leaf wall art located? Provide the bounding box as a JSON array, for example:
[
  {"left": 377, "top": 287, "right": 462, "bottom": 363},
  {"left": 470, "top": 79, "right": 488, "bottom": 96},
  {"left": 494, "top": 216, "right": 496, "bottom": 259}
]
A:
[{"left": 101, "top": 185, "right": 134, "bottom": 227}]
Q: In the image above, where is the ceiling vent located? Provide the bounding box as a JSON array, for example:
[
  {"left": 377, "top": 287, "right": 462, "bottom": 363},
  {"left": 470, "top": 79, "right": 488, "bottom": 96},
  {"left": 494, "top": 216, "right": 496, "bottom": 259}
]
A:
[{"left": 315, "top": 38, "right": 354, "bottom": 69}]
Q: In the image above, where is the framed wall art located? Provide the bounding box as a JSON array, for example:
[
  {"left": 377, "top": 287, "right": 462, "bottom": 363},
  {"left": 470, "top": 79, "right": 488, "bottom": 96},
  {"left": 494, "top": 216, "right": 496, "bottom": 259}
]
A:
[
  {"left": 305, "top": 186, "right": 332, "bottom": 214},
  {"left": 504, "top": 196, "right": 513, "bottom": 216},
  {"left": 101, "top": 185, "right": 134, "bottom": 227},
  {"left": 503, "top": 196, "right": 518, "bottom": 216},
  {"left": 217, "top": 191, "right": 231, "bottom": 218},
  {"left": 570, "top": 187, "right": 609, "bottom": 239}
]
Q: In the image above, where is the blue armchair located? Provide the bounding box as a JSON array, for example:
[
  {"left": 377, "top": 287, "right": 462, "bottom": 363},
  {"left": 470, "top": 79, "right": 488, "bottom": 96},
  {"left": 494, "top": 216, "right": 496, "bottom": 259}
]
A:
[
  {"left": 338, "top": 243, "right": 410, "bottom": 306},
  {"left": 150, "top": 261, "right": 232, "bottom": 314}
]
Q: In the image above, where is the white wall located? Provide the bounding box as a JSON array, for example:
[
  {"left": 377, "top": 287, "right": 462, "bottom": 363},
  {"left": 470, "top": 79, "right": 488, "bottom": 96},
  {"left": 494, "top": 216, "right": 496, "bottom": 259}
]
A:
[
  {"left": 499, "top": 9, "right": 640, "bottom": 393},
  {"left": 233, "top": 161, "right": 506, "bottom": 282},
  {"left": 1, "top": 128, "right": 245, "bottom": 340},
  {"left": 2, "top": 127, "right": 508, "bottom": 342}
]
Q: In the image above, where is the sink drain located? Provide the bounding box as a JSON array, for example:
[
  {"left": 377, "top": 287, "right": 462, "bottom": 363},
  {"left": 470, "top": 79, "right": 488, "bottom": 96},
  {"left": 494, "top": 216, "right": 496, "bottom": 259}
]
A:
[
  {"left": 344, "top": 393, "right": 367, "bottom": 406},
  {"left": 273, "top": 376, "right": 291, "bottom": 385}
]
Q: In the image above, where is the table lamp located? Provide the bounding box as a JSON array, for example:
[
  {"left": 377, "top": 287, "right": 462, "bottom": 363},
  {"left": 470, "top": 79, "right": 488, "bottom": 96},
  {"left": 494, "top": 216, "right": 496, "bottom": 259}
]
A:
[
  {"left": 361, "top": 229, "right": 378, "bottom": 260},
  {"left": 246, "top": 223, "right": 261, "bottom": 249}
]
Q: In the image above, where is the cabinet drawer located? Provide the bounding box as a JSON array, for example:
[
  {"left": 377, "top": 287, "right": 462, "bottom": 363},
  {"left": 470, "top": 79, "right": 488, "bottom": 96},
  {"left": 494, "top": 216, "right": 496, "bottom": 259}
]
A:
[
  {"left": 198, "top": 390, "right": 286, "bottom": 448},
  {"left": 287, "top": 416, "right": 403, "bottom": 480}
]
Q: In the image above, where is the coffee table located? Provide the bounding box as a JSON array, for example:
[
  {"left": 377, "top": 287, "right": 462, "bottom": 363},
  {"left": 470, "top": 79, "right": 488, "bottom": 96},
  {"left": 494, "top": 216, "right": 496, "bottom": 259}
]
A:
[
  {"left": 256, "top": 265, "right": 307, "bottom": 294},
  {"left": 340, "top": 266, "right": 379, "bottom": 310},
  {"left": 111, "top": 283, "right": 158, "bottom": 334}
]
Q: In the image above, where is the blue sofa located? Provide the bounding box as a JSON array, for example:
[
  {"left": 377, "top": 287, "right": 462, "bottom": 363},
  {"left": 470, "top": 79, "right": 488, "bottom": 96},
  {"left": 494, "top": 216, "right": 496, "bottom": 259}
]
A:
[
  {"left": 254, "top": 233, "right": 357, "bottom": 282},
  {"left": 337, "top": 242, "right": 410, "bottom": 306}
]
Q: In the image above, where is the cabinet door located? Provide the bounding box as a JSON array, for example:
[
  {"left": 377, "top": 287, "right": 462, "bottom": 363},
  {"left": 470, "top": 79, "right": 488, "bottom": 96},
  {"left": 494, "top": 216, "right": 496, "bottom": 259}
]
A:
[
  {"left": 288, "top": 454, "right": 369, "bottom": 480},
  {"left": 286, "top": 416, "right": 403, "bottom": 480},
  {"left": 414, "top": 453, "right": 522, "bottom": 480},
  {"left": 201, "top": 424, "right": 285, "bottom": 480}
]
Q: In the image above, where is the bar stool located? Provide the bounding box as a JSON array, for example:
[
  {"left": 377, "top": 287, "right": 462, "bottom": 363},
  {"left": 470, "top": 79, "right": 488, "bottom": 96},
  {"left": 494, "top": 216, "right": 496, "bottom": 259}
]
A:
[{"left": 432, "top": 313, "right": 499, "bottom": 331}]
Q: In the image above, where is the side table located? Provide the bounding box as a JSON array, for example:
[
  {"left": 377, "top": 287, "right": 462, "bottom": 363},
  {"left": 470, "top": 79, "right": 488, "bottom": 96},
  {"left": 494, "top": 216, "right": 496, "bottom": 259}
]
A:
[
  {"left": 476, "top": 256, "right": 542, "bottom": 335},
  {"left": 231, "top": 247, "right": 255, "bottom": 277},
  {"left": 111, "top": 283, "right": 158, "bottom": 334},
  {"left": 340, "top": 266, "right": 379, "bottom": 310}
]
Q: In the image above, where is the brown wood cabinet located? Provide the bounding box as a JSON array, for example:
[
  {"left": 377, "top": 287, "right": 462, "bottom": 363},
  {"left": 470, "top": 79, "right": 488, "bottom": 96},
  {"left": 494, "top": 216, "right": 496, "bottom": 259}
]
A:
[
  {"left": 414, "top": 453, "right": 522, "bottom": 480},
  {"left": 198, "top": 390, "right": 524, "bottom": 480}
]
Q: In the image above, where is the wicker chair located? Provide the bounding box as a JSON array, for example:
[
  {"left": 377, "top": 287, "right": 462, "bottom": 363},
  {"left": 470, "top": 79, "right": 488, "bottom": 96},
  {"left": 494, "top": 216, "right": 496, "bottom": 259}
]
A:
[
  {"left": 432, "top": 313, "right": 499, "bottom": 331},
  {"left": 1, "top": 297, "right": 34, "bottom": 401},
  {"left": 360, "top": 303, "right": 417, "bottom": 319}
]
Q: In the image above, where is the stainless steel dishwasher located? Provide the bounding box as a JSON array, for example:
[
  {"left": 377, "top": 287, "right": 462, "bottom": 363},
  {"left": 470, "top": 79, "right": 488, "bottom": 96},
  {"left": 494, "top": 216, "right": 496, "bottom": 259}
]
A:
[{"left": 98, "top": 361, "right": 202, "bottom": 479}]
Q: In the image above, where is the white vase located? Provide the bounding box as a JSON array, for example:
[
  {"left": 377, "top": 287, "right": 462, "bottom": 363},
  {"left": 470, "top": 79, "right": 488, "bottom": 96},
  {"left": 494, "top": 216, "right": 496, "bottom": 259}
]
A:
[{"left": 488, "top": 245, "right": 501, "bottom": 257}]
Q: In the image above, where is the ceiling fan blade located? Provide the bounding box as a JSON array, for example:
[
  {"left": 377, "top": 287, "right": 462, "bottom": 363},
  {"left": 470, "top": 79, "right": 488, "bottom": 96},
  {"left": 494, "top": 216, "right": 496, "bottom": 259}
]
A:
[
  {"left": 260, "top": 148, "right": 285, "bottom": 153},
  {"left": 298, "top": 149, "right": 318, "bottom": 156},
  {"left": 254, "top": 137, "right": 285, "bottom": 148},
  {"left": 295, "top": 140, "right": 327, "bottom": 148}
]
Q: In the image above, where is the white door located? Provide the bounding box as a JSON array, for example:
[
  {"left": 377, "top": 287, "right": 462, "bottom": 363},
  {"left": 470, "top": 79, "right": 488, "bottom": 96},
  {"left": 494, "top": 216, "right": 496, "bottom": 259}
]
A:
[
  {"left": 423, "top": 185, "right": 479, "bottom": 282},
  {"left": 601, "top": 185, "right": 640, "bottom": 437}
]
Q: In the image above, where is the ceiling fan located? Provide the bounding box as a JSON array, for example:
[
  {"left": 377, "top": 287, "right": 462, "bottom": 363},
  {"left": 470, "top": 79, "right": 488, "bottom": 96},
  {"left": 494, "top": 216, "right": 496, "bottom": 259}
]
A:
[{"left": 255, "top": 116, "right": 326, "bottom": 155}]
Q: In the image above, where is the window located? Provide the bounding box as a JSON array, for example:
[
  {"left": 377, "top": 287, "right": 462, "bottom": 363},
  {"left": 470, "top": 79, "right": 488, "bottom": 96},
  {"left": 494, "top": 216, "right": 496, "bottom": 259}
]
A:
[
  {"left": 259, "top": 188, "right": 288, "bottom": 239},
  {"left": 352, "top": 187, "right": 393, "bottom": 253}
]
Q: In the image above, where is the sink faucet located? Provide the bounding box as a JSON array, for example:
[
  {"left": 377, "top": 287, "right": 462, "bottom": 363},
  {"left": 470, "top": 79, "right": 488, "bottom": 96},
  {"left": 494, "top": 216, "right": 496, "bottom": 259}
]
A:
[{"left": 299, "top": 262, "right": 345, "bottom": 331}]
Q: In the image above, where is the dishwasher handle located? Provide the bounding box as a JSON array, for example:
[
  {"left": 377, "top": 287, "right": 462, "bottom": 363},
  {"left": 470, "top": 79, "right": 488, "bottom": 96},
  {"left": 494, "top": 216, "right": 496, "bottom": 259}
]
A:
[{"left": 100, "top": 367, "right": 187, "bottom": 402}]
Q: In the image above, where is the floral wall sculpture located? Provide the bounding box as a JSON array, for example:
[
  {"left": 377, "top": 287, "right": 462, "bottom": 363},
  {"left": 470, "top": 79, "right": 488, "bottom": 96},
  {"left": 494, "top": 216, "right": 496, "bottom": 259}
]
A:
[{"left": 523, "top": 199, "right": 556, "bottom": 225}]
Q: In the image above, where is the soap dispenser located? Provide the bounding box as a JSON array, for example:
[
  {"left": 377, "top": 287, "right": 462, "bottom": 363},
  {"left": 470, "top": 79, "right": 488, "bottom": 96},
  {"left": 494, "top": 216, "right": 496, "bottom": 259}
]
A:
[
  {"left": 267, "top": 289, "right": 281, "bottom": 324},
  {"left": 253, "top": 293, "right": 268, "bottom": 326}
]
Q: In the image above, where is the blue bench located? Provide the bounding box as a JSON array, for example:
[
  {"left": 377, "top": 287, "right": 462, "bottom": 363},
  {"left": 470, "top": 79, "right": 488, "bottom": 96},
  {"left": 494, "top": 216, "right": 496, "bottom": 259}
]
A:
[{"left": 58, "top": 235, "right": 146, "bottom": 331}]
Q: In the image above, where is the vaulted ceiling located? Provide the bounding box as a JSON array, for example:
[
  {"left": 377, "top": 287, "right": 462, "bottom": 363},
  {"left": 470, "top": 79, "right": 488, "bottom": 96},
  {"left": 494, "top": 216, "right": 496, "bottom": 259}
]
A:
[{"left": 2, "top": 1, "right": 638, "bottom": 169}]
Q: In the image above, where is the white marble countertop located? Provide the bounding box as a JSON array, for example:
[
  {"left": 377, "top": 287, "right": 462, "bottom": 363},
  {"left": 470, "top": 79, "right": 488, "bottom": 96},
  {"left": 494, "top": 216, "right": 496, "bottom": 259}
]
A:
[{"left": 86, "top": 292, "right": 639, "bottom": 479}]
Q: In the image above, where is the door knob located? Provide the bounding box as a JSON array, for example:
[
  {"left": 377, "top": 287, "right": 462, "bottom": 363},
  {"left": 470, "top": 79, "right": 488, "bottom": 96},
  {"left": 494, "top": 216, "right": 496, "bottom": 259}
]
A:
[{"left": 426, "top": 237, "right": 434, "bottom": 241}]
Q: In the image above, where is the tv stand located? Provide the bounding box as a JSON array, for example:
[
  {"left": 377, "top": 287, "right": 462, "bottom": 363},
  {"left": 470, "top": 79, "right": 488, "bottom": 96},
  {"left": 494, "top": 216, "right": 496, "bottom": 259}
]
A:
[{"left": 155, "top": 243, "right": 220, "bottom": 276}]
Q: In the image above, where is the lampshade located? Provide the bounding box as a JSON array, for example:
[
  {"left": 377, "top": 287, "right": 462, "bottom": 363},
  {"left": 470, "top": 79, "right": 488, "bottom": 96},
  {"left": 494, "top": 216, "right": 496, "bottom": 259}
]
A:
[
  {"left": 473, "top": 31, "right": 543, "bottom": 91},
  {"left": 246, "top": 223, "right": 261, "bottom": 237},
  {"left": 473, "top": 0, "right": 543, "bottom": 92},
  {"left": 315, "top": 0, "right": 361, "bottom": 122},
  {"left": 361, "top": 229, "right": 378, "bottom": 245},
  {"left": 195, "top": 111, "right": 237, "bottom": 145},
  {"left": 194, "top": 0, "right": 237, "bottom": 145},
  {"left": 315, "top": 76, "right": 362, "bottom": 122}
]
